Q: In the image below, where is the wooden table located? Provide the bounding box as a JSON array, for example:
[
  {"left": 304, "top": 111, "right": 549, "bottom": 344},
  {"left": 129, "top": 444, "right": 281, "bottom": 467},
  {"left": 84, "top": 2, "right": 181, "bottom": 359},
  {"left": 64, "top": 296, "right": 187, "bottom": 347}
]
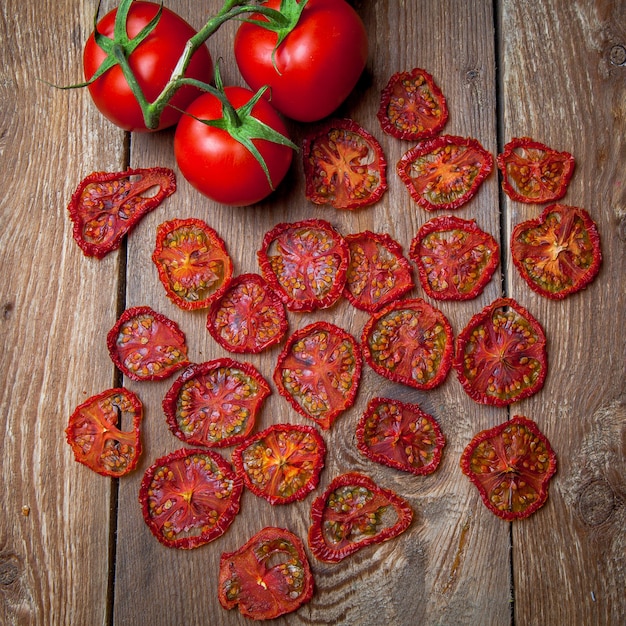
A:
[{"left": 1, "top": 1, "right": 624, "bottom": 624}]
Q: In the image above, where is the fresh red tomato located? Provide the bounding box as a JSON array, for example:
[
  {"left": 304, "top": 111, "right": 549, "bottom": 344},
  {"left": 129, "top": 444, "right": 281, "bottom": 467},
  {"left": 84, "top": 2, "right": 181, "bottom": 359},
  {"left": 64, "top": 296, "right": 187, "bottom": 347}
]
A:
[
  {"left": 83, "top": 1, "right": 213, "bottom": 131},
  {"left": 460, "top": 416, "right": 557, "bottom": 520},
  {"left": 174, "top": 86, "right": 294, "bottom": 206},
  {"left": 234, "top": 0, "right": 368, "bottom": 122}
]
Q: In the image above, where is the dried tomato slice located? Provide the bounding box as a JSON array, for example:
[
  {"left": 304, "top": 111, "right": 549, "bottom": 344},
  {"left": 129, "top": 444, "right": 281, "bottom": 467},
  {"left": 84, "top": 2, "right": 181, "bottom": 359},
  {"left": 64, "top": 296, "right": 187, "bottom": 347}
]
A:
[
  {"left": 460, "top": 416, "right": 557, "bottom": 520},
  {"left": 68, "top": 167, "right": 176, "bottom": 258},
  {"left": 106, "top": 306, "right": 190, "bottom": 381},
  {"left": 257, "top": 219, "right": 349, "bottom": 312},
  {"left": 377, "top": 67, "right": 448, "bottom": 141},
  {"left": 308, "top": 472, "right": 413, "bottom": 563},
  {"left": 163, "top": 358, "right": 271, "bottom": 449},
  {"left": 343, "top": 231, "right": 414, "bottom": 313},
  {"left": 356, "top": 397, "right": 445, "bottom": 476},
  {"left": 232, "top": 424, "right": 326, "bottom": 505},
  {"left": 219, "top": 526, "right": 314, "bottom": 620},
  {"left": 397, "top": 135, "right": 493, "bottom": 211},
  {"left": 496, "top": 137, "right": 575, "bottom": 204},
  {"left": 139, "top": 447, "right": 242, "bottom": 549},
  {"left": 273, "top": 321, "right": 362, "bottom": 430},
  {"left": 302, "top": 118, "right": 387, "bottom": 210},
  {"left": 361, "top": 298, "right": 454, "bottom": 390},
  {"left": 511, "top": 203, "right": 602, "bottom": 299},
  {"left": 206, "top": 273, "right": 288, "bottom": 353},
  {"left": 152, "top": 218, "right": 233, "bottom": 311},
  {"left": 65, "top": 388, "right": 142, "bottom": 477},
  {"left": 409, "top": 215, "right": 499, "bottom": 301},
  {"left": 453, "top": 298, "right": 547, "bottom": 406}
]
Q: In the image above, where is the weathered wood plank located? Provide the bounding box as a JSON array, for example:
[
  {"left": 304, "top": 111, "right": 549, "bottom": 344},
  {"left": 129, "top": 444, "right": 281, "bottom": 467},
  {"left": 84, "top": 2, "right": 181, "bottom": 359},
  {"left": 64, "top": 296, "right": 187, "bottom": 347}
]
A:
[
  {"left": 112, "top": 1, "right": 511, "bottom": 625},
  {"left": 0, "top": 1, "right": 125, "bottom": 624},
  {"left": 499, "top": 1, "right": 626, "bottom": 624}
]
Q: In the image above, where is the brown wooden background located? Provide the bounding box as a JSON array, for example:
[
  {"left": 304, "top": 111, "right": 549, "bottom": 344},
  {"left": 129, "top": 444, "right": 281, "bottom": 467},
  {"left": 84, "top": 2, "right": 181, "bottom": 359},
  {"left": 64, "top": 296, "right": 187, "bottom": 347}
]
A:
[{"left": 1, "top": 1, "right": 624, "bottom": 624}]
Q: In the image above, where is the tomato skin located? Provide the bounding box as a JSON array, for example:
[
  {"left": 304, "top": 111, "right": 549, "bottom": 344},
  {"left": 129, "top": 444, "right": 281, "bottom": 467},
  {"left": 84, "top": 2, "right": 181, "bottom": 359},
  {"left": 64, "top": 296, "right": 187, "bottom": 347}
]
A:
[
  {"left": 174, "top": 86, "right": 293, "bottom": 206},
  {"left": 234, "top": 0, "right": 368, "bottom": 122},
  {"left": 83, "top": 2, "right": 213, "bottom": 132}
]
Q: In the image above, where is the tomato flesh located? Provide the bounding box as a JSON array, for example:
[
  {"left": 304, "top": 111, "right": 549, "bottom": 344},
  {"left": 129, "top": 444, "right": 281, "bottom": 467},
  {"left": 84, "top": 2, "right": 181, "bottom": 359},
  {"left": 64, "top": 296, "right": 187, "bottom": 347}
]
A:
[
  {"left": 68, "top": 168, "right": 176, "bottom": 259},
  {"left": 163, "top": 359, "right": 271, "bottom": 449},
  {"left": 377, "top": 67, "right": 449, "bottom": 141},
  {"left": 234, "top": 0, "right": 368, "bottom": 122},
  {"left": 152, "top": 218, "right": 233, "bottom": 311},
  {"left": 207, "top": 273, "right": 288, "bottom": 353},
  {"left": 106, "top": 306, "right": 190, "bottom": 381},
  {"left": 274, "top": 321, "right": 362, "bottom": 430},
  {"left": 454, "top": 298, "right": 547, "bottom": 406},
  {"left": 83, "top": 2, "right": 213, "bottom": 131},
  {"left": 219, "top": 527, "right": 314, "bottom": 620},
  {"left": 460, "top": 416, "right": 557, "bottom": 520},
  {"left": 344, "top": 231, "right": 414, "bottom": 312},
  {"left": 511, "top": 203, "right": 602, "bottom": 299},
  {"left": 232, "top": 424, "right": 326, "bottom": 505},
  {"left": 258, "top": 219, "right": 349, "bottom": 311},
  {"left": 362, "top": 298, "right": 454, "bottom": 390},
  {"left": 308, "top": 472, "right": 413, "bottom": 563},
  {"left": 65, "top": 388, "right": 142, "bottom": 477},
  {"left": 303, "top": 118, "right": 388, "bottom": 210},
  {"left": 410, "top": 215, "right": 499, "bottom": 300},
  {"left": 497, "top": 137, "right": 575, "bottom": 203},
  {"left": 139, "top": 447, "right": 243, "bottom": 549},
  {"left": 397, "top": 135, "right": 493, "bottom": 210},
  {"left": 356, "top": 397, "right": 445, "bottom": 476}
]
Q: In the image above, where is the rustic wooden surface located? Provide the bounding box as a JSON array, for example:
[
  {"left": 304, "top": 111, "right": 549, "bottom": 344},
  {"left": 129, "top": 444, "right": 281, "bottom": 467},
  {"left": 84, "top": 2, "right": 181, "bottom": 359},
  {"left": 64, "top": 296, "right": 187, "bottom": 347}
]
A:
[{"left": 0, "top": 0, "right": 624, "bottom": 624}]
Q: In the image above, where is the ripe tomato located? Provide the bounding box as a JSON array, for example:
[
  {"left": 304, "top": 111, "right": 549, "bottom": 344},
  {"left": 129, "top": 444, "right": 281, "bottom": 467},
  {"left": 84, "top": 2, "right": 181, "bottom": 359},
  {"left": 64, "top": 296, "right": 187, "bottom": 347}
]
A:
[
  {"left": 83, "top": 1, "right": 213, "bottom": 131},
  {"left": 234, "top": 0, "right": 368, "bottom": 122},
  {"left": 174, "top": 86, "right": 294, "bottom": 206}
]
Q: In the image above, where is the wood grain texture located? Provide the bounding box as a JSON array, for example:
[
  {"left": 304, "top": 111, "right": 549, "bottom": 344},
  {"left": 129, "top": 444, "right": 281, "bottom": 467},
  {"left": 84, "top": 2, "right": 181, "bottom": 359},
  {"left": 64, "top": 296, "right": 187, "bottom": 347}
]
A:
[
  {"left": 499, "top": 1, "right": 626, "bottom": 624},
  {"left": 0, "top": 0, "right": 623, "bottom": 625}
]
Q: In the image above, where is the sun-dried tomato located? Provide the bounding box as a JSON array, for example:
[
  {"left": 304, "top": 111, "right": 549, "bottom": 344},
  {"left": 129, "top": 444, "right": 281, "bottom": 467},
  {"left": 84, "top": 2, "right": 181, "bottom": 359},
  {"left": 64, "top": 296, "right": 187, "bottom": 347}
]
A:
[
  {"left": 497, "top": 137, "right": 575, "bottom": 204},
  {"left": 65, "top": 388, "right": 142, "bottom": 477},
  {"left": 397, "top": 135, "right": 493, "bottom": 211},
  {"left": 410, "top": 215, "right": 499, "bottom": 301},
  {"left": 163, "top": 358, "right": 270, "bottom": 449},
  {"left": 356, "top": 397, "right": 445, "bottom": 476},
  {"left": 152, "top": 218, "right": 233, "bottom": 311},
  {"left": 219, "top": 526, "right": 314, "bottom": 620},
  {"left": 106, "top": 306, "right": 190, "bottom": 381},
  {"left": 344, "top": 231, "right": 414, "bottom": 313},
  {"left": 460, "top": 415, "right": 557, "bottom": 520},
  {"left": 68, "top": 167, "right": 176, "bottom": 258},
  {"left": 139, "top": 447, "right": 242, "bottom": 549},
  {"left": 308, "top": 472, "right": 413, "bottom": 563},
  {"left": 377, "top": 67, "right": 448, "bottom": 141},
  {"left": 232, "top": 424, "right": 326, "bottom": 505},
  {"left": 302, "top": 118, "right": 387, "bottom": 210},
  {"left": 206, "top": 273, "right": 288, "bottom": 353},
  {"left": 511, "top": 204, "right": 602, "bottom": 299},
  {"left": 257, "top": 219, "right": 349, "bottom": 312},
  {"left": 274, "top": 321, "right": 362, "bottom": 430},
  {"left": 361, "top": 298, "right": 453, "bottom": 390},
  {"left": 453, "top": 298, "right": 547, "bottom": 406}
]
